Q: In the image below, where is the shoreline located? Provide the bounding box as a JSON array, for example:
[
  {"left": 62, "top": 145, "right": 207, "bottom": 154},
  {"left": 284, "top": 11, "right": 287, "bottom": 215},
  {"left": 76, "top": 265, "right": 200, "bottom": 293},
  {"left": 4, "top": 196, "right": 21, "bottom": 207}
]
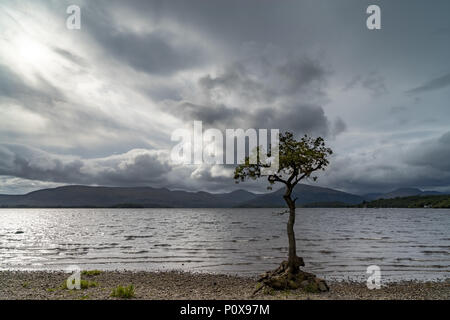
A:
[{"left": 0, "top": 271, "right": 448, "bottom": 300}]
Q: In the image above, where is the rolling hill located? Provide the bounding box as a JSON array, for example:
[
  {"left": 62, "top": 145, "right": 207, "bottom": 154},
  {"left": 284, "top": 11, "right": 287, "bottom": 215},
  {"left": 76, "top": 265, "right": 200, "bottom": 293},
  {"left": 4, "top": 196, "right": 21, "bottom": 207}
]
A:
[
  {"left": 0, "top": 186, "right": 257, "bottom": 208},
  {"left": 240, "top": 184, "right": 364, "bottom": 207},
  {"left": 0, "top": 184, "right": 364, "bottom": 208},
  {"left": 2, "top": 184, "right": 445, "bottom": 208},
  {"left": 362, "top": 187, "right": 443, "bottom": 201}
]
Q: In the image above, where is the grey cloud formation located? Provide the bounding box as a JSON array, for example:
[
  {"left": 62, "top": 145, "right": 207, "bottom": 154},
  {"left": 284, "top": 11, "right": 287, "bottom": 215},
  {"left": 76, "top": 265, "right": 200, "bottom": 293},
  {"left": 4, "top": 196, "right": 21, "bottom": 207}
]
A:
[
  {"left": 406, "top": 73, "right": 450, "bottom": 94},
  {"left": 0, "top": 137, "right": 241, "bottom": 193},
  {"left": 405, "top": 131, "right": 450, "bottom": 171},
  {"left": 0, "top": 63, "right": 143, "bottom": 153},
  {"left": 198, "top": 56, "right": 329, "bottom": 102},
  {"left": 0, "top": 64, "right": 62, "bottom": 104},
  {"left": 0, "top": 144, "right": 171, "bottom": 186},
  {"left": 82, "top": 3, "right": 206, "bottom": 76},
  {"left": 165, "top": 55, "right": 340, "bottom": 138},
  {"left": 95, "top": 30, "right": 203, "bottom": 76},
  {"left": 52, "top": 47, "right": 88, "bottom": 67},
  {"left": 0, "top": 176, "right": 62, "bottom": 195},
  {"left": 1, "top": 0, "right": 450, "bottom": 194},
  {"left": 0, "top": 144, "right": 84, "bottom": 183},
  {"left": 331, "top": 118, "right": 347, "bottom": 136},
  {"left": 0, "top": 143, "right": 240, "bottom": 193},
  {"left": 343, "top": 72, "right": 388, "bottom": 97},
  {"left": 167, "top": 102, "right": 332, "bottom": 137},
  {"left": 168, "top": 102, "right": 245, "bottom": 127},
  {"left": 322, "top": 131, "right": 450, "bottom": 194},
  {"left": 198, "top": 64, "right": 272, "bottom": 103},
  {"left": 252, "top": 104, "right": 331, "bottom": 137},
  {"left": 277, "top": 58, "right": 328, "bottom": 96}
]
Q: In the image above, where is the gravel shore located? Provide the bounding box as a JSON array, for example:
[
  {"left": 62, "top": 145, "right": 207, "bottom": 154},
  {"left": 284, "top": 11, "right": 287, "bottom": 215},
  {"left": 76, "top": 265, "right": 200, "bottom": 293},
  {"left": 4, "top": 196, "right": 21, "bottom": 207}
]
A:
[{"left": 0, "top": 271, "right": 448, "bottom": 300}]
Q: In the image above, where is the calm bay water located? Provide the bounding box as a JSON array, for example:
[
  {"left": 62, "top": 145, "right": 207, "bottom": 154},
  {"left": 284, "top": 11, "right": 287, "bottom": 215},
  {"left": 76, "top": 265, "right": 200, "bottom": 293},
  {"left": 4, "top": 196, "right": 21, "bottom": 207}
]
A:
[{"left": 0, "top": 208, "right": 448, "bottom": 282}]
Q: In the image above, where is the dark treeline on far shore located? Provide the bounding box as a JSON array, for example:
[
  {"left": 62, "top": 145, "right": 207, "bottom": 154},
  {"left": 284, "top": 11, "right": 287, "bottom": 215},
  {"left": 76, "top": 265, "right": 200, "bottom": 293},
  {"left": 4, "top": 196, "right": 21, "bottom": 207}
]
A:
[
  {"left": 355, "top": 194, "right": 450, "bottom": 209},
  {"left": 297, "top": 195, "right": 450, "bottom": 208}
]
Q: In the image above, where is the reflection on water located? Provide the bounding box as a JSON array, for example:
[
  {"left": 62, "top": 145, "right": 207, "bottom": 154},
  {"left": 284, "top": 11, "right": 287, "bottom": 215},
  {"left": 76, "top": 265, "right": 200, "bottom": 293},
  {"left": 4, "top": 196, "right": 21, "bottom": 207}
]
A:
[{"left": 0, "top": 208, "right": 448, "bottom": 281}]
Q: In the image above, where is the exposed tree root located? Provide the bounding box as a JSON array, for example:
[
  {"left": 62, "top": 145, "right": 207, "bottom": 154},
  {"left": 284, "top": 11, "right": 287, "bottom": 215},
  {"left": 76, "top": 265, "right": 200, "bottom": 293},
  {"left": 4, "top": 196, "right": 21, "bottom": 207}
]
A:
[{"left": 253, "top": 257, "right": 329, "bottom": 295}]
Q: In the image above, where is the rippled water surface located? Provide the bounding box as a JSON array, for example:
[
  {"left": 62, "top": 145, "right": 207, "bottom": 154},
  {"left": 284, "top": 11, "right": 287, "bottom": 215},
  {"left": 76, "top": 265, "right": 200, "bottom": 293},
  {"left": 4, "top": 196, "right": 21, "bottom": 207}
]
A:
[{"left": 0, "top": 208, "right": 448, "bottom": 281}]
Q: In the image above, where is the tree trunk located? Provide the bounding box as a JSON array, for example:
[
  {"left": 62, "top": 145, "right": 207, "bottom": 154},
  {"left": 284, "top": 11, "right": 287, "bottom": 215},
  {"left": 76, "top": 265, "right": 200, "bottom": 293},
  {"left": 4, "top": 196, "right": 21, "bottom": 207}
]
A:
[
  {"left": 255, "top": 182, "right": 329, "bottom": 293},
  {"left": 283, "top": 186, "right": 298, "bottom": 274}
]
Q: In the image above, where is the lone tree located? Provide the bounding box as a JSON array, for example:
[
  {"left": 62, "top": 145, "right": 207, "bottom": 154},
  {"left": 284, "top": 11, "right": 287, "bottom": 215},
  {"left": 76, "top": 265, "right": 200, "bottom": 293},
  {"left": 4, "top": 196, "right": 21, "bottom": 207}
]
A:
[{"left": 234, "top": 131, "right": 333, "bottom": 292}]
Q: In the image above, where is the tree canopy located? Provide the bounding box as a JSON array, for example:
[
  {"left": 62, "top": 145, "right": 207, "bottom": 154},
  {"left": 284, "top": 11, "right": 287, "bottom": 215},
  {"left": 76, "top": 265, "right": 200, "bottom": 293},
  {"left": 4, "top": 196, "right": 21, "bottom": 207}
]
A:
[{"left": 234, "top": 132, "right": 333, "bottom": 190}]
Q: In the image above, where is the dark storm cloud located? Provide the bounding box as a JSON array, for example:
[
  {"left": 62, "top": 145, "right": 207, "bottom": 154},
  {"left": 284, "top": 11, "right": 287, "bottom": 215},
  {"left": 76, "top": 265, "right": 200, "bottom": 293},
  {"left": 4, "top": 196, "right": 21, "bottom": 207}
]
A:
[
  {"left": 97, "top": 30, "right": 203, "bottom": 76},
  {"left": 405, "top": 131, "right": 450, "bottom": 171},
  {"left": 94, "top": 0, "right": 309, "bottom": 46},
  {"left": 0, "top": 144, "right": 171, "bottom": 186},
  {"left": 166, "top": 55, "right": 340, "bottom": 137},
  {"left": 198, "top": 61, "right": 275, "bottom": 103},
  {"left": 0, "top": 144, "right": 84, "bottom": 183},
  {"left": 331, "top": 118, "right": 347, "bottom": 136},
  {"left": 92, "top": 152, "right": 172, "bottom": 186},
  {"left": 406, "top": 72, "right": 450, "bottom": 94},
  {"left": 0, "top": 143, "right": 238, "bottom": 193},
  {"left": 168, "top": 102, "right": 245, "bottom": 127},
  {"left": 198, "top": 57, "right": 328, "bottom": 101},
  {"left": 326, "top": 166, "right": 450, "bottom": 194},
  {"left": 2, "top": 0, "right": 450, "bottom": 195},
  {"left": 167, "top": 101, "right": 332, "bottom": 137},
  {"left": 81, "top": 4, "right": 205, "bottom": 76},
  {"left": 252, "top": 104, "right": 331, "bottom": 137},
  {"left": 323, "top": 131, "right": 450, "bottom": 194},
  {"left": 277, "top": 58, "right": 328, "bottom": 95}
]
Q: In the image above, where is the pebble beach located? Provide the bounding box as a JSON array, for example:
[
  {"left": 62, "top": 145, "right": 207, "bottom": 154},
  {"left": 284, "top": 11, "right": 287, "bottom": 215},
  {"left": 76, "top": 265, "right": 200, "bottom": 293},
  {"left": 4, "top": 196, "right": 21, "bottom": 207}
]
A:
[{"left": 0, "top": 271, "right": 448, "bottom": 300}]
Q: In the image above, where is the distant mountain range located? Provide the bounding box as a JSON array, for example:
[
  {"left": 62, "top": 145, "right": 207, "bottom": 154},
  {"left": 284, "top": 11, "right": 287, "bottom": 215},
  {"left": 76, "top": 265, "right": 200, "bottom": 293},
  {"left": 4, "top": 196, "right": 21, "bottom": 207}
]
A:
[
  {"left": 0, "top": 186, "right": 256, "bottom": 208},
  {"left": 0, "top": 185, "right": 446, "bottom": 208},
  {"left": 240, "top": 184, "right": 364, "bottom": 207}
]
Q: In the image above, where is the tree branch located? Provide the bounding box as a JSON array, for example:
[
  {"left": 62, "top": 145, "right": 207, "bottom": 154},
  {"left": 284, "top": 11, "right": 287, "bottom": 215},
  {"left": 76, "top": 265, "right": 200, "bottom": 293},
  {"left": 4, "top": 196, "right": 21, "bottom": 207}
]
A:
[
  {"left": 292, "top": 162, "right": 324, "bottom": 185},
  {"left": 268, "top": 174, "right": 287, "bottom": 185},
  {"left": 292, "top": 173, "right": 307, "bottom": 186},
  {"left": 287, "top": 167, "right": 298, "bottom": 185}
]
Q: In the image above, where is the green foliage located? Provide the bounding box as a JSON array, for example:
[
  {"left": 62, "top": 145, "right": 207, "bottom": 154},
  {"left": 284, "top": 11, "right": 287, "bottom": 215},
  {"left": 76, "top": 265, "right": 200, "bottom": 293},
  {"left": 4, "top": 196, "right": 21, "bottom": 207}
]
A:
[
  {"left": 303, "top": 282, "right": 320, "bottom": 293},
  {"left": 262, "top": 286, "right": 275, "bottom": 295},
  {"left": 62, "top": 279, "right": 98, "bottom": 290},
  {"left": 111, "top": 285, "right": 135, "bottom": 299},
  {"left": 81, "top": 270, "right": 102, "bottom": 276},
  {"left": 234, "top": 132, "right": 332, "bottom": 189},
  {"left": 359, "top": 195, "right": 450, "bottom": 208},
  {"left": 255, "top": 282, "right": 263, "bottom": 291}
]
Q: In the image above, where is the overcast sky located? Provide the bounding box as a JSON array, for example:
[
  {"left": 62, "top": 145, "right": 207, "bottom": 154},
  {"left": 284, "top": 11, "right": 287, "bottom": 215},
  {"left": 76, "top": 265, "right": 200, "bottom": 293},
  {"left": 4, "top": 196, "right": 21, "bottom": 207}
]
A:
[{"left": 0, "top": 0, "right": 449, "bottom": 195}]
